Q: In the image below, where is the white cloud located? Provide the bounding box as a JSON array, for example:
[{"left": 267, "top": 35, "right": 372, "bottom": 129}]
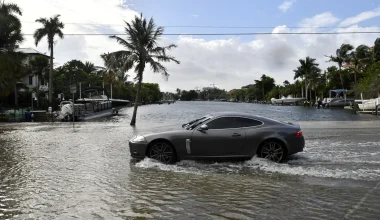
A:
[
  {"left": 16, "top": 0, "right": 138, "bottom": 66},
  {"left": 299, "top": 12, "right": 339, "bottom": 27},
  {"left": 13, "top": 1, "right": 380, "bottom": 93},
  {"left": 278, "top": 0, "right": 295, "bottom": 13},
  {"left": 340, "top": 7, "right": 380, "bottom": 27},
  {"left": 191, "top": 14, "right": 199, "bottom": 18}
]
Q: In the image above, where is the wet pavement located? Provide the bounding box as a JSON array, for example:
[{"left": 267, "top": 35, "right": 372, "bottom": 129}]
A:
[{"left": 1, "top": 102, "right": 380, "bottom": 219}]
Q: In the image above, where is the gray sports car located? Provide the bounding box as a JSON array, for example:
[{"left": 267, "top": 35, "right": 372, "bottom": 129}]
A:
[{"left": 129, "top": 112, "right": 305, "bottom": 164}]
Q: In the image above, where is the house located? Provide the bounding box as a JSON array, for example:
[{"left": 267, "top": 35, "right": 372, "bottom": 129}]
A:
[{"left": 15, "top": 48, "right": 50, "bottom": 92}]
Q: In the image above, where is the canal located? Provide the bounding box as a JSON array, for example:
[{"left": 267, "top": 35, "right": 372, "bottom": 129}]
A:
[{"left": 1, "top": 102, "right": 380, "bottom": 219}]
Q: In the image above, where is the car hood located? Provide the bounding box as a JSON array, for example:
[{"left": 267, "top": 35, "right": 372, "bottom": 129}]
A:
[{"left": 142, "top": 129, "right": 192, "bottom": 141}]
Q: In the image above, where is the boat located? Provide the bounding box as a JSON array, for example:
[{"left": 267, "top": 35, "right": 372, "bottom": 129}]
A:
[
  {"left": 322, "top": 89, "right": 354, "bottom": 108},
  {"left": 271, "top": 95, "right": 306, "bottom": 105},
  {"left": 55, "top": 87, "right": 130, "bottom": 121},
  {"left": 357, "top": 98, "right": 380, "bottom": 111}
]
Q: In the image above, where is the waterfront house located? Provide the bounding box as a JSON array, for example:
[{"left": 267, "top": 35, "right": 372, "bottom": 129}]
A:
[{"left": 15, "top": 48, "right": 50, "bottom": 93}]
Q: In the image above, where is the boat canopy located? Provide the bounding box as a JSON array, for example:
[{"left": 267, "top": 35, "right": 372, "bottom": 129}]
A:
[{"left": 330, "top": 89, "right": 348, "bottom": 94}]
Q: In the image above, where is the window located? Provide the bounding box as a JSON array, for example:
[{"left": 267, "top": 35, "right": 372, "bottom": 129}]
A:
[
  {"left": 205, "top": 117, "right": 263, "bottom": 129},
  {"left": 29, "top": 76, "right": 33, "bottom": 85},
  {"left": 237, "top": 118, "right": 263, "bottom": 127},
  {"left": 206, "top": 117, "right": 241, "bottom": 129}
]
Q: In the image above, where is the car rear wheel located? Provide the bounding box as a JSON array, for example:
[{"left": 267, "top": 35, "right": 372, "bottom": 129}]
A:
[
  {"left": 148, "top": 142, "right": 176, "bottom": 164},
  {"left": 259, "top": 141, "right": 285, "bottom": 163}
]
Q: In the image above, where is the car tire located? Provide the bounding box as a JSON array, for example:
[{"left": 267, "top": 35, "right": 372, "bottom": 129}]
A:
[
  {"left": 258, "top": 140, "right": 286, "bottom": 163},
  {"left": 147, "top": 141, "right": 177, "bottom": 164}
]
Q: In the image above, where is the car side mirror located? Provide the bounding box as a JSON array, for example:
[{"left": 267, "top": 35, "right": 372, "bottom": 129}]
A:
[{"left": 198, "top": 124, "right": 208, "bottom": 131}]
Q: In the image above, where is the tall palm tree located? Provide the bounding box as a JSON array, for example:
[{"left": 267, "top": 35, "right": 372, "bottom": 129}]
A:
[
  {"left": 0, "top": 1, "right": 24, "bottom": 49},
  {"left": 294, "top": 56, "right": 319, "bottom": 101},
  {"left": 29, "top": 56, "right": 49, "bottom": 108},
  {"left": 34, "top": 14, "right": 64, "bottom": 106},
  {"left": 326, "top": 44, "right": 354, "bottom": 88},
  {"left": 108, "top": 14, "right": 180, "bottom": 125}
]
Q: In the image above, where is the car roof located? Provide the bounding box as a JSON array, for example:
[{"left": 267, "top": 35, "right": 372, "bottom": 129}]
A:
[
  {"left": 210, "top": 112, "right": 263, "bottom": 119},
  {"left": 209, "top": 112, "right": 286, "bottom": 124}
]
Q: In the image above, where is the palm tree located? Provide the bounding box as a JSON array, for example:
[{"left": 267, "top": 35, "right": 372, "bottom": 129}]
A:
[
  {"left": 29, "top": 56, "right": 49, "bottom": 108},
  {"left": 108, "top": 14, "right": 180, "bottom": 125},
  {"left": 0, "top": 1, "right": 24, "bottom": 49},
  {"left": 82, "top": 61, "right": 97, "bottom": 75},
  {"left": 326, "top": 44, "right": 354, "bottom": 88},
  {"left": 294, "top": 57, "right": 319, "bottom": 102},
  {"left": 34, "top": 15, "right": 64, "bottom": 106},
  {"left": 348, "top": 45, "right": 372, "bottom": 84}
]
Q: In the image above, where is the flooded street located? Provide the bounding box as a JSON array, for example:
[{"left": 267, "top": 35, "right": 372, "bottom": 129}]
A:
[{"left": 1, "top": 102, "right": 380, "bottom": 219}]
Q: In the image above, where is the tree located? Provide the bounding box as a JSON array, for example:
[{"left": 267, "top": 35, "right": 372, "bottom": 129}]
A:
[
  {"left": 326, "top": 44, "right": 354, "bottom": 88},
  {"left": 176, "top": 88, "right": 181, "bottom": 97},
  {"left": 294, "top": 56, "right": 319, "bottom": 101},
  {"left": 34, "top": 14, "right": 64, "bottom": 106},
  {"left": 0, "top": 51, "right": 26, "bottom": 107},
  {"left": 0, "top": 1, "right": 24, "bottom": 49},
  {"left": 29, "top": 55, "right": 49, "bottom": 107},
  {"left": 348, "top": 45, "right": 372, "bottom": 84},
  {"left": 0, "top": 1, "right": 25, "bottom": 106},
  {"left": 374, "top": 38, "right": 380, "bottom": 62},
  {"left": 108, "top": 14, "right": 180, "bottom": 125}
]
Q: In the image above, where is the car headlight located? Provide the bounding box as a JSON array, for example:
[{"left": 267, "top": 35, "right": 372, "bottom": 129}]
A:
[{"left": 131, "top": 135, "right": 147, "bottom": 143}]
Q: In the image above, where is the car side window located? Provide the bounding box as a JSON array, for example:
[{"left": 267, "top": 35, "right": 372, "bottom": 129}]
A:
[
  {"left": 206, "top": 117, "right": 241, "bottom": 129},
  {"left": 237, "top": 118, "right": 263, "bottom": 127}
]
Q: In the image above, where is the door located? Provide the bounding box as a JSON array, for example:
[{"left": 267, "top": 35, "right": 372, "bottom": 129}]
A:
[{"left": 190, "top": 117, "right": 246, "bottom": 156}]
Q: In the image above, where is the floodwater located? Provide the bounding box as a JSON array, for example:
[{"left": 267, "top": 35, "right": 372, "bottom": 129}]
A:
[{"left": 1, "top": 101, "right": 380, "bottom": 219}]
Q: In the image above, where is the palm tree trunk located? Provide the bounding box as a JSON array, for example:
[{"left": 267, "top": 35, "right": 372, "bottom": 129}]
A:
[
  {"left": 130, "top": 67, "right": 144, "bottom": 126},
  {"left": 14, "top": 82, "right": 18, "bottom": 108},
  {"left": 314, "top": 88, "right": 317, "bottom": 102},
  {"left": 339, "top": 65, "right": 344, "bottom": 88},
  {"left": 305, "top": 80, "right": 308, "bottom": 101},
  {"left": 36, "top": 74, "right": 39, "bottom": 108},
  {"left": 49, "top": 44, "right": 53, "bottom": 107}
]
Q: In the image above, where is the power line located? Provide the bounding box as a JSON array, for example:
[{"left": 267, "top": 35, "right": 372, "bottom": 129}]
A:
[
  {"left": 20, "top": 21, "right": 380, "bottom": 29},
  {"left": 22, "top": 31, "right": 380, "bottom": 36}
]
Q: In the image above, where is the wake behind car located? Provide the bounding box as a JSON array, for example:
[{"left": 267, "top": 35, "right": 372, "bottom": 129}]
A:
[{"left": 129, "top": 112, "right": 305, "bottom": 164}]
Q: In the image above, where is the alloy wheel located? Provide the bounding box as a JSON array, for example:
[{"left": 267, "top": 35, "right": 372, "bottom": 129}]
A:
[
  {"left": 260, "top": 142, "right": 284, "bottom": 163},
  {"left": 149, "top": 142, "right": 174, "bottom": 164}
]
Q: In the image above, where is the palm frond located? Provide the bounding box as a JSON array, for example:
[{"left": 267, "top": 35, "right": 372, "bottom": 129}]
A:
[{"left": 33, "top": 28, "right": 48, "bottom": 46}]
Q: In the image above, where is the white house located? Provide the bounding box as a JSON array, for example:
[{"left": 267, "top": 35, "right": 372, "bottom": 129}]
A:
[{"left": 15, "top": 48, "right": 50, "bottom": 92}]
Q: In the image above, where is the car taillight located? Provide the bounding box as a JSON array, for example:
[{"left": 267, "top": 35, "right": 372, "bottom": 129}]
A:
[{"left": 295, "top": 131, "right": 303, "bottom": 137}]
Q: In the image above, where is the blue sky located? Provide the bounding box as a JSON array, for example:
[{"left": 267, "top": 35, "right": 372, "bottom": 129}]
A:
[
  {"left": 19, "top": 0, "right": 380, "bottom": 92},
  {"left": 131, "top": 0, "right": 380, "bottom": 41}
]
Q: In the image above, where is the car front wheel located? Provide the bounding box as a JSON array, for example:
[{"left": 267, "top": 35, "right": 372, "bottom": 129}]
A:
[{"left": 148, "top": 141, "right": 176, "bottom": 164}]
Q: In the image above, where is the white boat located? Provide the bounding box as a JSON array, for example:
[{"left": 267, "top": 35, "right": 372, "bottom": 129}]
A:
[
  {"left": 357, "top": 98, "right": 380, "bottom": 111},
  {"left": 271, "top": 95, "right": 306, "bottom": 105},
  {"left": 322, "top": 89, "right": 354, "bottom": 107},
  {"left": 55, "top": 87, "right": 129, "bottom": 121}
]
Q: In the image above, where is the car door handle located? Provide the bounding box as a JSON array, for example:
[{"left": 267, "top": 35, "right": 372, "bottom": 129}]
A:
[{"left": 232, "top": 133, "right": 241, "bottom": 137}]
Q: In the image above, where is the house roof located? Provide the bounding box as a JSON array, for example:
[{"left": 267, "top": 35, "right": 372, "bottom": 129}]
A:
[{"left": 15, "top": 48, "right": 50, "bottom": 58}]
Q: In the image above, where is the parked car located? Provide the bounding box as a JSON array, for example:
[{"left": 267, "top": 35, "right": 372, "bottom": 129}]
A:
[{"left": 129, "top": 112, "right": 305, "bottom": 164}]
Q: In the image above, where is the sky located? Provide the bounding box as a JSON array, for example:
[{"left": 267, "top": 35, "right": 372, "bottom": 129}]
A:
[{"left": 13, "top": 0, "right": 380, "bottom": 92}]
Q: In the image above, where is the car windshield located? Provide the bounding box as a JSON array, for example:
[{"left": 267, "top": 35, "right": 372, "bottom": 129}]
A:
[{"left": 182, "top": 115, "right": 212, "bottom": 130}]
